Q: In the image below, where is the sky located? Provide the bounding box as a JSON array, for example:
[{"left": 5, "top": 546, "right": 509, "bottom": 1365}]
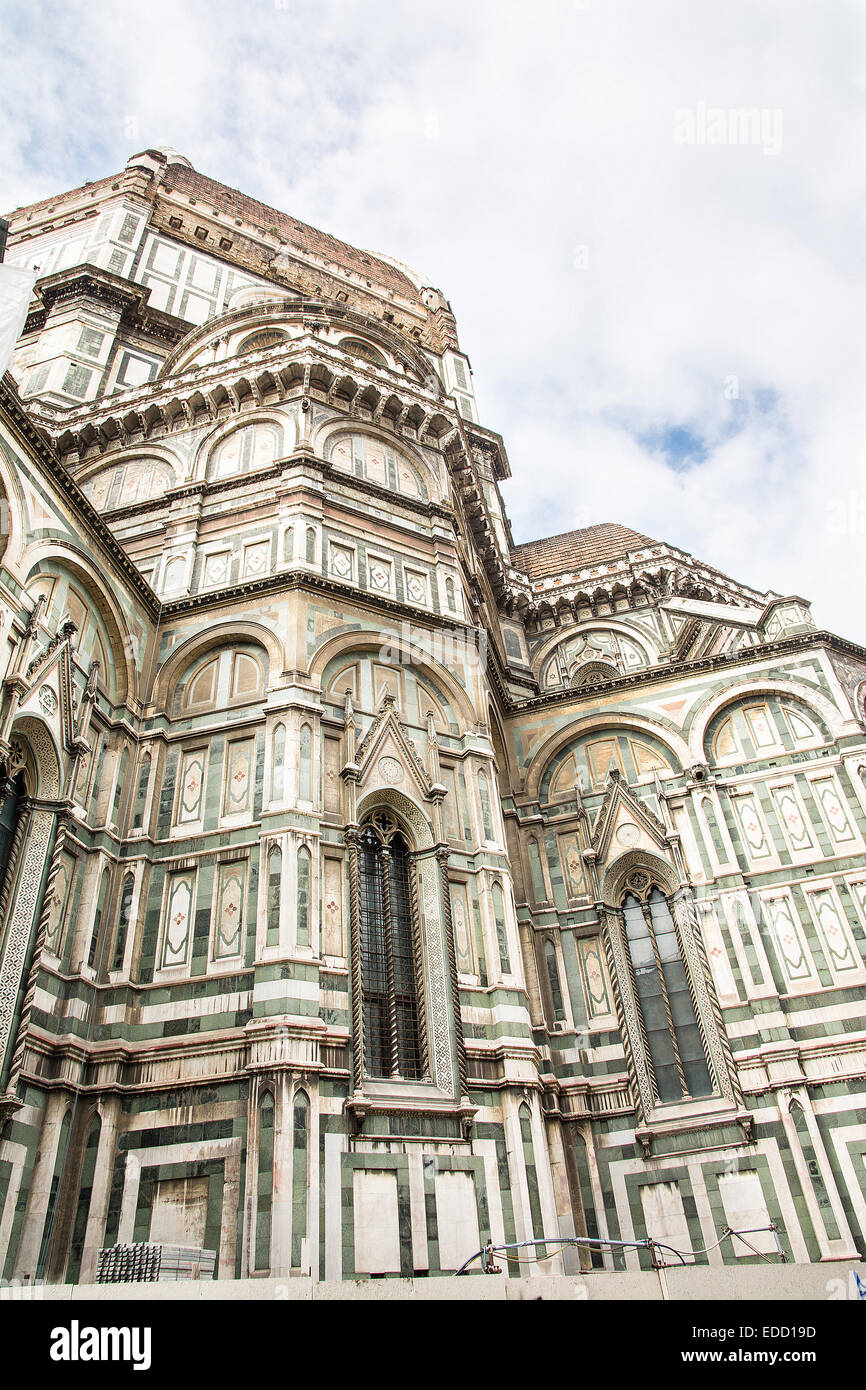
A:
[{"left": 3, "top": 0, "right": 866, "bottom": 638}]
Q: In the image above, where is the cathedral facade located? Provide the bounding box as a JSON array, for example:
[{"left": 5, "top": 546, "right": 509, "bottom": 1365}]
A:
[{"left": 0, "top": 148, "right": 864, "bottom": 1286}]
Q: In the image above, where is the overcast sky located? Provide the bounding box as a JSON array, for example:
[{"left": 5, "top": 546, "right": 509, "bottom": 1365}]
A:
[{"left": 3, "top": 0, "right": 865, "bottom": 638}]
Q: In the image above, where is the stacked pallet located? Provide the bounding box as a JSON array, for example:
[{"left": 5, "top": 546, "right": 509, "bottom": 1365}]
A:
[{"left": 96, "top": 1243, "right": 217, "bottom": 1282}]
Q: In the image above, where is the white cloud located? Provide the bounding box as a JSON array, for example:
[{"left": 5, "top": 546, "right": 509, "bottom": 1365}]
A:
[{"left": 3, "top": 0, "right": 866, "bottom": 636}]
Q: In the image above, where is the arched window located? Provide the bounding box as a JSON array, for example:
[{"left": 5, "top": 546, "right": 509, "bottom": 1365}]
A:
[
  {"left": 255, "top": 1092, "right": 275, "bottom": 1271},
  {"left": 87, "top": 868, "right": 110, "bottom": 970},
  {"left": 132, "top": 751, "right": 151, "bottom": 830},
  {"left": 519, "top": 1103, "right": 546, "bottom": 1253},
  {"left": 299, "top": 723, "right": 312, "bottom": 802},
  {"left": 272, "top": 724, "right": 286, "bottom": 801},
  {"left": 297, "top": 845, "right": 311, "bottom": 947},
  {"left": 291, "top": 1091, "right": 309, "bottom": 1269},
  {"left": 305, "top": 527, "right": 316, "bottom": 564},
  {"left": 266, "top": 846, "right": 282, "bottom": 947},
  {"left": 66, "top": 1112, "right": 100, "bottom": 1284},
  {"left": 38, "top": 1110, "right": 71, "bottom": 1278},
  {"left": 544, "top": 938, "right": 566, "bottom": 1023},
  {"left": 445, "top": 576, "right": 456, "bottom": 611},
  {"left": 491, "top": 880, "right": 511, "bottom": 975},
  {"left": 283, "top": 525, "right": 294, "bottom": 563},
  {"left": 111, "top": 747, "right": 129, "bottom": 825},
  {"left": 621, "top": 881, "right": 713, "bottom": 1102},
  {"left": 528, "top": 836, "right": 546, "bottom": 903},
  {"left": 0, "top": 772, "right": 25, "bottom": 894},
  {"left": 790, "top": 1100, "right": 841, "bottom": 1241},
  {"left": 478, "top": 770, "right": 494, "bottom": 841},
  {"left": 111, "top": 872, "right": 135, "bottom": 972},
  {"left": 358, "top": 817, "right": 423, "bottom": 1079}
]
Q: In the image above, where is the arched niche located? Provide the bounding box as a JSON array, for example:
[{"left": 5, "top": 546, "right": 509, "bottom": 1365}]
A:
[
  {"left": 22, "top": 553, "right": 136, "bottom": 705},
  {"left": 538, "top": 725, "right": 682, "bottom": 804},
  {"left": 78, "top": 454, "right": 178, "bottom": 512},
  {"left": 168, "top": 639, "right": 269, "bottom": 716},
  {"left": 317, "top": 640, "right": 470, "bottom": 736},
  {"left": 201, "top": 415, "right": 291, "bottom": 483},
  {"left": 525, "top": 713, "right": 690, "bottom": 802},
  {"left": 534, "top": 621, "right": 659, "bottom": 690},
  {"left": 690, "top": 679, "right": 846, "bottom": 765},
  {"left": 318, "top": 425, "right": 433, "bottom": 502}
]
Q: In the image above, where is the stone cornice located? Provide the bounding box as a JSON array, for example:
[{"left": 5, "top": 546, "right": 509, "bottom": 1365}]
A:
[{"left": 508, "top": 630, "right": 866, "bottom": 714}]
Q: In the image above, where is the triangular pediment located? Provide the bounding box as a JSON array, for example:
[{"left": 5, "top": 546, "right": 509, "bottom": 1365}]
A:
[
  {"left": 15, "top": 637, "right": 76, "bottom": 751},
  {"left": 590, "top": 770, "right": 668, "bottom": 866},
  {"left": 353, "top": 694, "right": 433, "bottom": 799}
]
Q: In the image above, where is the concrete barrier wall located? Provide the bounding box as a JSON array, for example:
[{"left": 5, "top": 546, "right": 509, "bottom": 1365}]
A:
[{"left": 10, "top": 1261, "right": 865, "bottom": 1302}]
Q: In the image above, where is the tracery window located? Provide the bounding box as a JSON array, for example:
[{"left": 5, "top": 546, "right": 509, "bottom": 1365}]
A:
[
  {"left": 620, "top": 876, "right": 713, "bottom": 1103},
  {"left": 358, "top": 815, "right": 424, "bottom": 1080}
]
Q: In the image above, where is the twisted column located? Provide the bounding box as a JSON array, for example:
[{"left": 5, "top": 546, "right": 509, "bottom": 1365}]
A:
[
  {"left": 345, "top": 828, "right": 364, "bottom": 1091},
  {"left": 437, "top": 846, "right": 467, "bottom": 1099},
  {"left": 6, "top": 812, "right": 69, "bottom": 1097}
]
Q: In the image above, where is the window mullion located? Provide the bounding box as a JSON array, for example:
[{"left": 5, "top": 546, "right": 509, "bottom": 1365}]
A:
[
  {"left": 643, "top": 901, "right": 690, "bottom": 1099},
  {"left": 380, "top": 847, "right": 401, "bottom": 1077},
  {"left": 408, "top": 852, "right": 430, "bottom": 1080}
]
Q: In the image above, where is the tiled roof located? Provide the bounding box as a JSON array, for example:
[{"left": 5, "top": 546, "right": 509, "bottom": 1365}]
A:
[
  {"left": 510, "top": 523, "right": 657, "bottom": 581},
  {"left": 162, "top": 165, "right": 420, "bottom": 302}
]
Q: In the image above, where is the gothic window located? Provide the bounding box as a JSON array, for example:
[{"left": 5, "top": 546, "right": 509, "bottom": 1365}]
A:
[
  {"left": 544, "top": 938, "right": 566, "bottom": 1024},
  {"left": 266, "top": 846, "right": 282, "bottom": 947},
  {"left": 528, "top": 836, "right": 547, "bottom": 903},
  {"left": 255, "top": 1092, "right": 274, "bottom": 1271},
  {"left": 111, "top": 747, "right": 129, "bottom": 825},
  {"left": 478, "top": 769, "right": 494, "bottom": 840},
  {"left": 272, "top": 724, "right": 286, "bottom": 801},
  {"left": 179, "top": 646, "right": 265, "bottom": 713},
  {"left": 291, "top": 1091, "right": 309, "bottom": 1269},
  {"left": 207, "top": 421, "right": 283, "bottom": 481},
  {"left": 283, "top": 525, "right": 294, "bottom": 563},
  {"left": 297, "top": 845, "right": 311, "bottom": 946},
  {"left": 621, "top": 878, "right": 713, "bottom": 1103},
  {"left": 132, "top": 751, "right": 151, "bottom": 829},
  {"left": 299, "top": 723, "right": 312, "bottom": 802},
  {"left": 491, "top": 880, "right": 512, "bottom": 975},
  {"left": 358, "top": 817, "right": 424, "bottom": 1080},
  {"left": 66, "top": 1112, "right": 100, "bottom": 1284},
  {"left": 305, "top": 527, "right": 316, "bottom": 564},
  {"left": 87, "top": 867, "right": 110, "bottom": 970},
  {"left": 111, "top": 872, "right": 135, "bottom": 972}
]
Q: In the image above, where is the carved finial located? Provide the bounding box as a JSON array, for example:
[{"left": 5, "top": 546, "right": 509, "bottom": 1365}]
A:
[
  {"left": 344, "top": 688, "right": 355, "bottom": 723},
  {"left": 25, "top": 595, "right": 46, "bottom": 637},
  {"left": 426, "top": 709, "right": 437, "bottom": 744},
  {"left": 85, "top": 660, "right": 100, "bottom": 697}
]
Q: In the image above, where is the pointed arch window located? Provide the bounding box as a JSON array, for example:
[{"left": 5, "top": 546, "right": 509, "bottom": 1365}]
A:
[
  {"left": 272, "top": 724, "right": 286, "bottom": 802},
  {"left": 291, "top": 1091, "right": 309, "bottom": 1269},
  {"left": 255, "top": 1091, "right": 275, "bottom": 1271},
  {"left": 299, "top": 723, "right": 312, "bottom": 802},
  {"left": 88, "top": 867, "right": 110, "bottom": 969},
  {"left": 358, "top": 817, "right": 424, "bottom": 1080},
  {"left": 132, "top": 751, "right": 151, "bottom": 830},
  {"left": 297, "top": 845, "right": 311, "bottom": 947},
  {"left": 621, "top": 879, "right": 713, "bottom": 1102},
  {"left": 111, "top": 872, "right": 135, "bottom": 972},
  {"left": 491, "top": 880, "right": 512, "bottom": 975},
  {"left": 266, "top": 846, "right": 282, "bottom": 947},
  {"left": 544, "top": 938, "right": 566, "bottom": 1024},
  {"left": 478, "top": 769, "right": 494, "bottom": 841}
]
